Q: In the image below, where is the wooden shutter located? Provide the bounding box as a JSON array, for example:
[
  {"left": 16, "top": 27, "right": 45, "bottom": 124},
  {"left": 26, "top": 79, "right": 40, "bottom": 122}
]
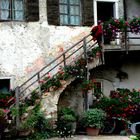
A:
[
  {"left": 47, "top": 0, "right": 60, "bottom": 25},
  {"left": 25, "top": 0, "right": 39, "bottom": 21},
  {"left": 82, "top": 0, "right": 94, "bottom": 26}
]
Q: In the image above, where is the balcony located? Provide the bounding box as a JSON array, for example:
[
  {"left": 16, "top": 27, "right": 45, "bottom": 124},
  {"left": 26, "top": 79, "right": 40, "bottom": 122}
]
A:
[{"left": 102, "top": 17, "right": 140, "bottom": 52}]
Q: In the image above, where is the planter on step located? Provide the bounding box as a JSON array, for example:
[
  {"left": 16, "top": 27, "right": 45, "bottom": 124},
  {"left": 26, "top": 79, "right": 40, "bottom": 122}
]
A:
[{"left": 86, "top": 127, "right": 100, "bottom": 136}]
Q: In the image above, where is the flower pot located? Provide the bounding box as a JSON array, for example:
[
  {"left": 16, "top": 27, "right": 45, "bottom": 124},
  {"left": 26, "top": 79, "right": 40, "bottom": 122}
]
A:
[
  {"left": 18, "top": 129, "right": 31, "bottom": 137},
  {"left": 60, "top": 80, "right": 66, "bottom": 85},
  {"left": 49, "top": 86, "right": 58, "bottom": 92},
  {"left": 110, "top": 40, "right": 116, "bottom": 47},
  {"left": 86, "top": 127, "right": 100, "bottom": 136}
]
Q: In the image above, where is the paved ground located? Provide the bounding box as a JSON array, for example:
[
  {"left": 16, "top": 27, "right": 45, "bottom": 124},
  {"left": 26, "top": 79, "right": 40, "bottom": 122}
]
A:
[{"left": 48, "top": 135, "right": 130, "bottom": 140}]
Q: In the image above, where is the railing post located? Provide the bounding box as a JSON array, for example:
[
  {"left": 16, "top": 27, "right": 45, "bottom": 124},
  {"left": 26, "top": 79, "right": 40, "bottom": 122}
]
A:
[
  {"left": 100, "top": 24, "right": 105, "bottom": 64},
  {"left": 124, "top": 28, "right": 128, "bottom": 54},
  {"left": 37, "top": 73, "right": 42, "bottom": 96},
  {"left": 15, "top": 86, "right": 20, "bottom": 129},
  {"left": 62, "top": 53, "right": 66, "bottom": 67},
  {"left": 83, "top": 37, "right": 89, "bottom": 110}
]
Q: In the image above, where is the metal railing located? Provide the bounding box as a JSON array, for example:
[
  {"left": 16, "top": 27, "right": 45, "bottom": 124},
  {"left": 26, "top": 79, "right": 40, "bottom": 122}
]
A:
[
  {"left": 10, "top": 29, "right": 140, "bottom": 129},
  {"left": 13, "top": 33, "right": 99, "bottom": 128},
  {"left": 103, "top": 30, "right": 140, "bottom": 53}
]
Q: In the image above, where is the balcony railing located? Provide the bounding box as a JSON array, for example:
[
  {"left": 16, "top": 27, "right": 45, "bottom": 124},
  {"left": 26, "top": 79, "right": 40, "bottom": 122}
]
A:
[{"left": 103, "top": 30, "right": 140, "bottom": 52}]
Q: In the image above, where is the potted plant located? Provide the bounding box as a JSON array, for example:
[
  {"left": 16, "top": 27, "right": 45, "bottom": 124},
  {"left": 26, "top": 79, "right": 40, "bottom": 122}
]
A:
[
  {"left": 57, "top": 107, "right": 77, "bottom": 138},
  {"left": 82, "top": 108, "right": 106, "bottom": 136}
]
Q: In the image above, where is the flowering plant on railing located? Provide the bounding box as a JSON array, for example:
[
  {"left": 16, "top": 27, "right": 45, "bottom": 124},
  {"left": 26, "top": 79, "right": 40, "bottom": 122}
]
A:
[
  {"left": 81, "top": 79, "right": 96, "bottom": 91},
  {"left": 40, "top": 46, "right": 101, "bottom": 92},
  {"left": 103, "top": 17, "right": 140, "bottom": 38},
  {"left": 129, "top": 16, "right": 140, "bottom": 34},
  {"left": 103, "top": 18, "right": 127, "bottom": 40}
]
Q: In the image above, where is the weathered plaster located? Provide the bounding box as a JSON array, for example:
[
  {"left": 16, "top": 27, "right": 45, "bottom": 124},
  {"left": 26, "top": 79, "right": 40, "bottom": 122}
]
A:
[{"left": 0, "top": 21, "right": 90, "bottom": 87}]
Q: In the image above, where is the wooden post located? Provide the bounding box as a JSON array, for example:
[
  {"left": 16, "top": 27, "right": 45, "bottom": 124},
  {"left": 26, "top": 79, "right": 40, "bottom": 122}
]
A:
[
  {"left": 15, "top": 86, "right": 20, "bottom": 129},
  {"left": 83, "top": 37, "right": 89, "bottom": 110}
]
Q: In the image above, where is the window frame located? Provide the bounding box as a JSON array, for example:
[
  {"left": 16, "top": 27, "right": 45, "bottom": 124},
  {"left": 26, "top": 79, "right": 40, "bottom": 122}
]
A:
[
  {"left": 94, "top": 80, "right": 103, "bottom": 94},
  {"left": 59, "top": 0, "right": 81, "bottom": 26},
  {"left": 0, "top": 77, "right": 14, "bottom": 92},
  {"left": 93, "top": 0, "right": 119, "bottom": 25},
  {"left": 0, "top": 0, "right": 25, "bottom": 21}
]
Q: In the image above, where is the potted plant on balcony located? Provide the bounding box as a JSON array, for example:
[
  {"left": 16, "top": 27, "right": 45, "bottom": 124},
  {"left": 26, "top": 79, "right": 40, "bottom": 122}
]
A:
[{"left": 82, "top": 108, "right": 106, "bottom": 136}]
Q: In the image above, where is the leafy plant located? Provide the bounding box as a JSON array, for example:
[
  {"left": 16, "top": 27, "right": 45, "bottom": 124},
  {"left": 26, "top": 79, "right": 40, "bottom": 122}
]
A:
[
  {"left": 81, "top": 79, "right": 96, "bottom": 91},
  {"left": 0, "top": 109, "right": 8, "bottom": 139},
  {"left": 93, "top": 88, "right": 140, "bottom": 121},
  {"left": 21, "top": 104, "right": 57, "bottom": 139},
  {"left": 0, "top": 91, "right": 15, "bottom": 108},
  {"left": 57, "top": 107, "right": 77, "bottom": 138},
  {"left": 82, "top": 108, "right": 106, "bottom": 129},
  {"left": 129, "top": 16, "right": 140, "bottom": 34},
  {"left": 41, "top": 76, "right": 62, "bottom": 92}
]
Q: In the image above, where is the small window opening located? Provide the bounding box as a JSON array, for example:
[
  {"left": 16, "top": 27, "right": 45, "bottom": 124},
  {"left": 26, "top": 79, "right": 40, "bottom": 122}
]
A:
[{"left": 0, "top": 79, "right": 10, "bottom": 92}]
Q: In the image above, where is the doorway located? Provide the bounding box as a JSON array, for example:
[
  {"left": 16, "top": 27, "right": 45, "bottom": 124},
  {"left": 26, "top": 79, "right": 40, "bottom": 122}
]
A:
[
  {"left": 97, "top": 2, "right": 114, "bottom": 22},
  {"left": 94, "top": 0, "right": 119, "bottom": 25}
]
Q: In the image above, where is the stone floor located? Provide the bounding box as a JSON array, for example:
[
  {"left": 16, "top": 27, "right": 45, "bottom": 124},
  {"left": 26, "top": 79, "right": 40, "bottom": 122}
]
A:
[{"left": 48, "top": 135, "right": 130, "bottom": 140}]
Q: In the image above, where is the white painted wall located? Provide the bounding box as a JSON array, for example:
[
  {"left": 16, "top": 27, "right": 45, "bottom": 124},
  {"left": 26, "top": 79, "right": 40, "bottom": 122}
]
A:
[
  {"left": 0, "top": 21, "right": 90, "bottom": 87},
  {"left": 101, "top": 61, "right": 140, "bottom": 96},
  {"left": 120, "top": 62, "right": 140, "bottom": 90},
  {"left": 126, "top": 0, "right": 140, "bottom": 18}
]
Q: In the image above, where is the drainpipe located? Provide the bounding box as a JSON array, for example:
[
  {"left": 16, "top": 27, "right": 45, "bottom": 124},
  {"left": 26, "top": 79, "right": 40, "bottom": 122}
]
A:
[
  {"left": 83, "top": 38, "right": 89, "bottom": 110},
  {"left": 123, "top": 0, "right": 128, "bottom": 54}
]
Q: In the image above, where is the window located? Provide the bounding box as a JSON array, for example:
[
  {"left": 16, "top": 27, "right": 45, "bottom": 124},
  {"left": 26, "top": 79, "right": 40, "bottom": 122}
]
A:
[
  {"left": 0, "top": 0, "right": 24, "bottom": 21},
  {"left": 94, "top": 81, "right": 102, "bottom": 95},
  {"left": 0, "top": 78, "right": 11, "bottom": 92},
  {"left": 0, "top": 0, "right": 39, "bottom": 21},
  {"left": 59, "top": 0, "right": 81, "bottom": 25}
]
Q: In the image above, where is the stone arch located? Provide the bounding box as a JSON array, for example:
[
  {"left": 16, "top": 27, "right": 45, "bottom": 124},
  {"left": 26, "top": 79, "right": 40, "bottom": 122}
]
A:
[{"left": 57, "top": 79, "right": 84, "bottom": 117}]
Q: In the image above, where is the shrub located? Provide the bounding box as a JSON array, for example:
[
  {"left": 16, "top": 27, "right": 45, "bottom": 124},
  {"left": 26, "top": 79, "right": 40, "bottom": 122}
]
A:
[{"left": 82, "top": 108, "right": 106, "bottom": 129}]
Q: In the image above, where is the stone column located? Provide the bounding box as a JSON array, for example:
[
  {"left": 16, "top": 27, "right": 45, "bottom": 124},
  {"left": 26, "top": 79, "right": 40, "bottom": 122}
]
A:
[{"left": 39, "top": 0, "right": 48, "bottom": 24}]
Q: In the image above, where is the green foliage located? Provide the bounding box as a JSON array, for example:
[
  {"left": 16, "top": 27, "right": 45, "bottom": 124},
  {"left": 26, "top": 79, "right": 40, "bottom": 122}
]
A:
[
  {"left": 21, "top": 104, "right": 57, "bottom": 139},
  {"left": 129, "top": 135, "right": 140, "bottom": 140},
  {"left": 57, "top": 107, "right": 76, "bottom": 137},
  {"left": 62, "top": 114, "right": 76, "bottom": 122},
  {"left": 0, "top": 109, "right": 8, "bottom": 139},
  {"left": 25, "top": 90, "right": 40, "bottom": 106},
  {"left": 41, "top": 76, "right": 62, "bottom": 92},
  {"left": 82, "top": 108, "right": 106, "bottom": 128},
  {"left": 81, "top": 79, "right": 96, "bottom": 91},
  {"left": 58, "top": 107, "right": 76, "bottom": 122},
  {"left": 0, "top": 91, "right": 15, "bottom": 108},
  {"left": 129, "top": 16, "right": 140, "bottom": 34},
  {"left": 93, "top": 88, "right": 140, "bottom": 121},
  {"left": 10, "top": 107, "right": 18, "bottom": 116}
]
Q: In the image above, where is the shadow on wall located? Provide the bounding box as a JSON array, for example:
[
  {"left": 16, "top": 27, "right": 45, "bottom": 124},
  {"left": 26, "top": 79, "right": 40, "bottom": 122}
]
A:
[{"left": 57, "top": 79, "right": 84, "bottom": 117}]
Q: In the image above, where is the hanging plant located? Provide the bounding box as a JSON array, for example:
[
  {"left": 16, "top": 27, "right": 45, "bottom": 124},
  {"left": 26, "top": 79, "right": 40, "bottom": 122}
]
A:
[{"left": 81, "top": 79, "right": 96, "bottom": 91}]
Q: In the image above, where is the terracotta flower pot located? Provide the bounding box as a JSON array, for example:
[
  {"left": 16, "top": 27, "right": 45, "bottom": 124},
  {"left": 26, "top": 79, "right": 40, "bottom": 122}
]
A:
[{"left": 86, "top": 127, "right": 100, "bottom": 136}]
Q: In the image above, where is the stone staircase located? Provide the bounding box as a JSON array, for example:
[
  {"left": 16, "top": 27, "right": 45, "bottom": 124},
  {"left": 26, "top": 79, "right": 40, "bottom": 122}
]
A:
[{"left": 1, "top": 33, "right": 104, "bottom": 138}]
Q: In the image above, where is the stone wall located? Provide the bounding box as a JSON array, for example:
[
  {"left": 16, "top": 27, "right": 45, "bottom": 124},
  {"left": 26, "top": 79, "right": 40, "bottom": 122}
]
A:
[
  {"left": 41, "top": 57, "right": 101, "bottom": 119},
  {"left": 0, "top": 21, "right": 90, "bottom": 88}
]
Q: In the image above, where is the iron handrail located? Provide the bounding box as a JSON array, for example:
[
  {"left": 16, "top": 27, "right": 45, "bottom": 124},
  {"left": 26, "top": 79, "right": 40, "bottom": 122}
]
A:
[{"left": 18, "top": 33, "right": 97, "bottom": 98}]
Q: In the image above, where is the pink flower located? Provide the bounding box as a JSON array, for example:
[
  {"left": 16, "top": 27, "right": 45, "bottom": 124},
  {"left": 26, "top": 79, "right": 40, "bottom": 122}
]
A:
[{"left": 3, "top": 109, "right": 10, "bottom": 113}]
